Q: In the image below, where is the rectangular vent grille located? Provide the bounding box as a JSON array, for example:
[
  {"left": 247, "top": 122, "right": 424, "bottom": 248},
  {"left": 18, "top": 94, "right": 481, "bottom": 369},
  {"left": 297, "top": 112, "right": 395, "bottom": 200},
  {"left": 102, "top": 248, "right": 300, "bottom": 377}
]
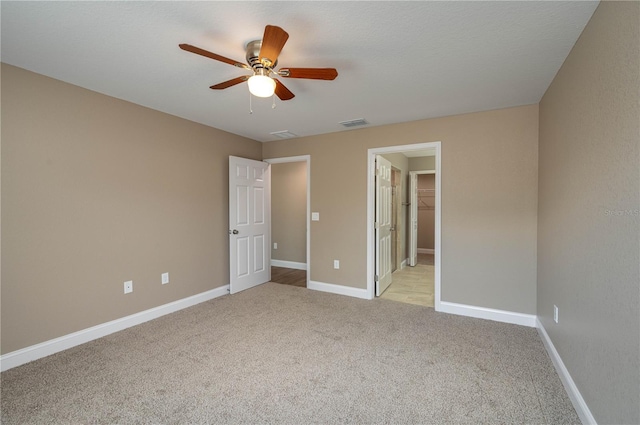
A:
[
  {"left": 270, "top": 130, "right": 298, "bottom": 139},
  {"left": 339, "top": 118, "right": 369, "bottom": 128}
]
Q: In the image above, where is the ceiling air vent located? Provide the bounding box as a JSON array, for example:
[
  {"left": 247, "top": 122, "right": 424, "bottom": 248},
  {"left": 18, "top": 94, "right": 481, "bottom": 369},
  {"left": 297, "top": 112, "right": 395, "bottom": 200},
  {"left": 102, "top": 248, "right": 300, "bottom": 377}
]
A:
[
  {"left": 269, "top": 130, "right": 298, "bottom": 139},
  {"left": 339, "top": 118, "right": 369, "bottom": 128}
]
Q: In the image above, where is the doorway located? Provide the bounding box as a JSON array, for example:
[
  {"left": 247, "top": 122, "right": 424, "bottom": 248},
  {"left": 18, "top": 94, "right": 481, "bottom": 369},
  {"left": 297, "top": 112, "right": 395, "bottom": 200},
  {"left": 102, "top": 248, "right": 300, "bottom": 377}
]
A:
[
  {"left": 408, "top": 170, "right": 436, "bottom": 267},
  {"left": 367, "top": 142, "right": 441, "bottom": 310},
  {"left": 264, "top": 156, "right": 311, "bottom": 288},
  {"left": 383, "top": 169, "right": 436, "bottom": 306}
]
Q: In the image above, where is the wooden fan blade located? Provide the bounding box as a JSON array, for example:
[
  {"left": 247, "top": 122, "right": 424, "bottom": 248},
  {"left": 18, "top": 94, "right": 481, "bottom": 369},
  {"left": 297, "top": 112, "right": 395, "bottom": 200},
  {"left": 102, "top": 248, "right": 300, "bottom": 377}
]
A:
[
  {"left": 280, "top": 68, "right": 338, "bottom": 80},
  {"left": 274, "top": 79, "right": 295, "bottom": 101},
  {"left": 278, "top": 68, "right": 338, "bottom": 80},
  {"left": 210, "top": 76, "right": 249, "bottom": 90},
  {"left": 259, "top": 25, "right": 289, "bottom": 66},
  {"left": 179, "top": 44, "right": 249, "bottom": 69}
]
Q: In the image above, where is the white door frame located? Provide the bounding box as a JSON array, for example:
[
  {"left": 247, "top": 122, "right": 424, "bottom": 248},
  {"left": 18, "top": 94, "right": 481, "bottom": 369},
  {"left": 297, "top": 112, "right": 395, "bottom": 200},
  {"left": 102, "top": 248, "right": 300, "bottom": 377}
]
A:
[
  {"left": 264, "top": 155, "right": 311, "bottom": 287},
  {"left": 366, "top": 142, "right": 442, "bottom": 311}
]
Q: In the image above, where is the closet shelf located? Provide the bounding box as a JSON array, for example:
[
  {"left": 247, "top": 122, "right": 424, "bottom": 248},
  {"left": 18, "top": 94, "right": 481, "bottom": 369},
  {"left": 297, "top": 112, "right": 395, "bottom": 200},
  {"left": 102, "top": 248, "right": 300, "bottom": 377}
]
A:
[{"left": 418, "top": 188, "right": 435, "bottom": 210}]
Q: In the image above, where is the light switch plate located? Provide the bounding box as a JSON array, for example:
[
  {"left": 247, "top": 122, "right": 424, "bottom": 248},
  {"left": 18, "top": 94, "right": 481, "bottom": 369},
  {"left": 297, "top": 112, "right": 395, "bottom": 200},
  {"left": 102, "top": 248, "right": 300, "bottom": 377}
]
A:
[
  {"left": 312, "top": 212, "right": 320, "bottom": 221},
  {"left": 162, "top": 273, "right": 169, "bottom": 285}
]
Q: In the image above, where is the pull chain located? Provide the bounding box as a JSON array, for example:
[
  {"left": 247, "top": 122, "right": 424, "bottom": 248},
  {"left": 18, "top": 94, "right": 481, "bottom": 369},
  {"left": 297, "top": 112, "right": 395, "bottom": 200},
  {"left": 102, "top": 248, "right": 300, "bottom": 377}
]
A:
[{"left": 248, "top": 91, "right": 278, "bottom": 113}]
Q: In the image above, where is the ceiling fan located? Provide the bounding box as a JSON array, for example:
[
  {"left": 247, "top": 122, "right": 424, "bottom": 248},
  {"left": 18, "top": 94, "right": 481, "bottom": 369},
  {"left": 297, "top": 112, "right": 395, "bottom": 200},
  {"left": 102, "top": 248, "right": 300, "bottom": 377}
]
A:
[{"left": 179, "top": 25, "right": 338, "bottom": 101}]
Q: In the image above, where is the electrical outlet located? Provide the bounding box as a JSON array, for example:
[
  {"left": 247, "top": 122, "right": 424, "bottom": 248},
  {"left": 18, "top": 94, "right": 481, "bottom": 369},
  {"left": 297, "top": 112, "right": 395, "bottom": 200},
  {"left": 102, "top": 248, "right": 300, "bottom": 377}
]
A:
[
  {"left": 273, "top": 242, "right": 278, "bottom": 250},
  {"left": 124, "top": 280, "right": 133, "bottom": 294},
  {"left": 161, "top": 272, "right": 169, "bottom": 285},
  {"left": 553, "top": 305, "right": 559, "bottom": 323},
  {"left": 334, "top": 260, "right": 340, "bottom": 269}
]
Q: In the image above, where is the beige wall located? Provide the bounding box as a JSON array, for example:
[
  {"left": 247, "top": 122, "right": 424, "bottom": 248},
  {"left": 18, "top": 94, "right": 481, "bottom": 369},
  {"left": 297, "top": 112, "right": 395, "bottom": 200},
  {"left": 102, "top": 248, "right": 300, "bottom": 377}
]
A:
[
  {"left": 417, "top": 174, "right": 435, "bottom": 250},
  {"left": 1, "top": 64, "right": 262, "bottom": 354},
  {"left": 408, "top": 156, "right": 435, "bottom": 171},
  {"left": 263, "top": 104, "right": 539, "bottom": 314},
  {"left": 538, "top": 2, "right": 640, "bottom": 424},
  {"left": 270, "top": 162, "right": 307, "bottom": 264}
]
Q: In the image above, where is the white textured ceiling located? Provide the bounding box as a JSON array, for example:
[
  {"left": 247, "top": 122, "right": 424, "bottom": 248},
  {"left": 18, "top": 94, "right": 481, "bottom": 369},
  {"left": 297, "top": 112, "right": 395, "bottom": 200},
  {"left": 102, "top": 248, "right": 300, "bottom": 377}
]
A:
[{"left": 1, "top": 1, "right": 598, "bottom": 142}]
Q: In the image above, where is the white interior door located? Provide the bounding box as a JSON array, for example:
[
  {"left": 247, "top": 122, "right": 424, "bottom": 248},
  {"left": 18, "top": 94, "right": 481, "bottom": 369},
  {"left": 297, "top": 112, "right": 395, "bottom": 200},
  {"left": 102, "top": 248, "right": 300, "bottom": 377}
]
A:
[
  {"left": 229, "top": 156, "right": 270, "bottom": 294},
  {"left": 409, "top": 172, "right": 418, "bottom": 267},
  {"left": 375, "top": 155, "right": 393, "bottom": 296}
]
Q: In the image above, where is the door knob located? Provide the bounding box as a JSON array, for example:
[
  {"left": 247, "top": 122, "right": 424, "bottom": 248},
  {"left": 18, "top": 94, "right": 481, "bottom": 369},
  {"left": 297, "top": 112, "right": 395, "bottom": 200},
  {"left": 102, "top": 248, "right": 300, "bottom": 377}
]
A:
[{"left": 229, "top": 229, "right": 239, "bottom": 235}]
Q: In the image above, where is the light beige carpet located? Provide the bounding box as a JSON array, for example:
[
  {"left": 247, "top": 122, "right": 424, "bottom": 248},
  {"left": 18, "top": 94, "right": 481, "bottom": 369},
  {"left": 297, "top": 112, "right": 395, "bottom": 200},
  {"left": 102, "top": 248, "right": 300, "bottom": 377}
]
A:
[{"left": 1, "top": 282, "right": 579, "bottom": 424}]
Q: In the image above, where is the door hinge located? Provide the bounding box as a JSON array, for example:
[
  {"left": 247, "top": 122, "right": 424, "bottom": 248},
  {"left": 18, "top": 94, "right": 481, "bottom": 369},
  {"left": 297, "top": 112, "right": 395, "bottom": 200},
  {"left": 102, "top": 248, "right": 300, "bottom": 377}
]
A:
[
  {"left": 374, "top": 222, "right": 379, "bottom": 229},
  {"left": 374, "top": 275, "right": 379, "bottom": 282}
]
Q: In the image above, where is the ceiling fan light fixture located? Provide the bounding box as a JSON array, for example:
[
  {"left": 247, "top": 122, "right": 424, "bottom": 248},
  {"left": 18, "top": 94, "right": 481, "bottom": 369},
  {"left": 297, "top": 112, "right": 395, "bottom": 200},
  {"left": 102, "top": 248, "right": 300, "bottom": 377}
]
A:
[
  {"left": 181, "top": 25, "right": 337, "bottom": 102},
  {"left": 248, "top": 75, "right": 276, "bottom": 98}
]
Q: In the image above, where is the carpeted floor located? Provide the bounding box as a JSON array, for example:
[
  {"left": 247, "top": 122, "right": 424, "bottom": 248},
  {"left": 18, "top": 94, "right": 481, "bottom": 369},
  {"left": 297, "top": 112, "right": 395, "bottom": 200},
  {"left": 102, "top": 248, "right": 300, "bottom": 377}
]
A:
[{"left": 1, "top": 283, "right": 579, "bottom": 424}]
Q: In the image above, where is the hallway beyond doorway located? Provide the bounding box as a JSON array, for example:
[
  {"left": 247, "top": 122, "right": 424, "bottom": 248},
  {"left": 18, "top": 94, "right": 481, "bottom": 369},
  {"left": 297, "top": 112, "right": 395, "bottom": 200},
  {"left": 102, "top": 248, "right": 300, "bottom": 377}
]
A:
[
  {"left": 380, "top": 254, "right": 434, "bottom": 307},
  {"left": 271, "top": 266, "right": 306, "bottom": 288}
]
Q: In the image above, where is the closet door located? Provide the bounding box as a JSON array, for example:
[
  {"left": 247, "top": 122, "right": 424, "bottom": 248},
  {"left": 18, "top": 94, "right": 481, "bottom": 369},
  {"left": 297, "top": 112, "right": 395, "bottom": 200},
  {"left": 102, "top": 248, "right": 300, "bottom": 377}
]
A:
[{"left": 408, "top": 172, "right": 418, "bottom": 267}]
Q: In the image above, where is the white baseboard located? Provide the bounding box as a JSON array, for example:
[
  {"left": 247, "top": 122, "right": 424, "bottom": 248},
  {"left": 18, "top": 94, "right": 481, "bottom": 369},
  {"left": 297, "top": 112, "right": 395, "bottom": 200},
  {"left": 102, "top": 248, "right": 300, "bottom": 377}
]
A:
[
  {"left": 271, "top": 260, "right": 307, "bottom": 270},
  {"left": 308, "top": 280, "right": 371, "bottom": 300},
  {"left": 417, "top": 248, "right": 434, "bottom": 254},
  {"left": 400, "top": 259, "right": 407, "bottom": 270},
  {"left": 0, "top": 285, "right": 229, "bottom": 372},
  {"left": 536, "top": 318, "right": 596, "bottom": 425},
  {"left": 438, "top": 301, "right": 537, "bottom": 327}
]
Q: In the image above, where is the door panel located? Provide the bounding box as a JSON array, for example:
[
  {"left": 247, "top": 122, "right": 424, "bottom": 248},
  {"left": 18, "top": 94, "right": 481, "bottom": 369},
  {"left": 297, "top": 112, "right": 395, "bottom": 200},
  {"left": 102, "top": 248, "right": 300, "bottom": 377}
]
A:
[
  {"left": 229, "top": 156, "right": 270, "bottom": 294},
  {"left": 237, "top": 237, "right": 250, "bottom": 277},
  {"left": 237, "top": 185, "right": 249, "bottom": 225}
]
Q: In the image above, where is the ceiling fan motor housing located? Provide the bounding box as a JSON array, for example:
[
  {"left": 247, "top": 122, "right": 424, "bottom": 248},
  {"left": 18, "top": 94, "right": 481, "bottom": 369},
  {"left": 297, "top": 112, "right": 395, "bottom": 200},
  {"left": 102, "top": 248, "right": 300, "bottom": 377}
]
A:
[{"left": 245, "top": 40, "right": 277, "bottom": 75}]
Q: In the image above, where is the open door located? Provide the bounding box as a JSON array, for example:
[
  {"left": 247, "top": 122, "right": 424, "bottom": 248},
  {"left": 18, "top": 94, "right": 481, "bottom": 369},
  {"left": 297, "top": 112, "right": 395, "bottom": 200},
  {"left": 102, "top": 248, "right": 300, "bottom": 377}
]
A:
[
  {"left": 229, "top": 156, "right": 270, "bottom": 294},
  {"left": 408, "top": 171, "right": 418, "bottom": 267},
  {"left": 375, "top": 155, "right": 393, "bottom": 296}
]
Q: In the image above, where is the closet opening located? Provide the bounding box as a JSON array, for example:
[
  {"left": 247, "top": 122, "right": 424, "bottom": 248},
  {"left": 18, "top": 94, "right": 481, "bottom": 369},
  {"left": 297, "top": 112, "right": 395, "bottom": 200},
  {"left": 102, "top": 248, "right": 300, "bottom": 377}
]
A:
[{"left": 265, "top": 156, "right": 310, "bottom": 289}]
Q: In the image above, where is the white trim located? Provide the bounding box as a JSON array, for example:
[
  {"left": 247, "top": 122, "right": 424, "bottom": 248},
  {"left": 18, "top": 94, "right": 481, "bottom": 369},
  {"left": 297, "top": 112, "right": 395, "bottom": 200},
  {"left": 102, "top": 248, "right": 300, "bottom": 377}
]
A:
[
  {"left": 270, "top": 260, "right": 307, "bottom": 270},
  {"left": 308, "top": 280, "right": 371, "bottom": 300},
  {"left": 536, "top": 319, "right": 597, "bottom": 425},
  {"left": 417, "top": 248, "right": 434, "bottom": 254},
  {"left": 264, "top": 155, "right": 311, "bottom": 288},
  {"left": 264, "top": 155, "right": 309, "bottom": 164},
  {"left": 367, "top": 142, "right": 442, "bottom": 310},
  {"left": 434, "top": 148, "right": 441, "bottom": 311},
  {"left": 439, "top": 301, "right": 537, "bottom": 327},
  {"left": 0, "top": 286, "right": 229, "bottom": 372},
  {"left": 400, "top": 259, "right": 407, "bottom": 270}
]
